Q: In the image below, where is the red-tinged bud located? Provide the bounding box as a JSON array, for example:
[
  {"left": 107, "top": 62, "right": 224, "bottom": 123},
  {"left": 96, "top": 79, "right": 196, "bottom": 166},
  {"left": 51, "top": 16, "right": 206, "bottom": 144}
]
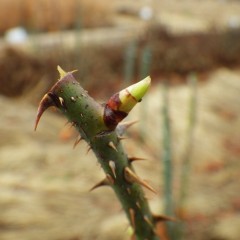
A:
[{"left": 104, "top": 76, "right": 151, "bottom": 130}]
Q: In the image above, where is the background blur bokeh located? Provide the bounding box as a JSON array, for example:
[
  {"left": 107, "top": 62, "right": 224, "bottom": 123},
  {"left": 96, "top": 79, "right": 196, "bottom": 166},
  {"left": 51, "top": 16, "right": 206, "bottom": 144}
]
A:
[{"left": 1, "top": 0, "right": 240, "bottom": 240}]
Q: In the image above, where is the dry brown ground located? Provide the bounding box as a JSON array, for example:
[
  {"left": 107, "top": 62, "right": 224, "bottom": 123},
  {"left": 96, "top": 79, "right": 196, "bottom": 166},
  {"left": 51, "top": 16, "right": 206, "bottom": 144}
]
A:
[
  {"left": 1, "top": 1, "right": 240, "bottom": 240},
  {"left": 1, "top": 68, "right": 240, "bottom": 240}
]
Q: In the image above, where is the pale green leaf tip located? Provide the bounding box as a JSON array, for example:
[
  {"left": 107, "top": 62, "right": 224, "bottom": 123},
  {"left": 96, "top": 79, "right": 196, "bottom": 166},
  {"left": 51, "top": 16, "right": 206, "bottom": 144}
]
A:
[
  {"left": 127, "top": 76, "right": 151, "bottom": 101},
  {"left": 57, "top": 65, "right": 67, "bottom": 80}
]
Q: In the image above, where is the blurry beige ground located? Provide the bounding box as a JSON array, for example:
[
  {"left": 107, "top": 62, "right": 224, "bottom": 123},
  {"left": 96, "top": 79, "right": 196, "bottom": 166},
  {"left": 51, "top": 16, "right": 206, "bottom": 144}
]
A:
[
  {"left": 1, "top": 0, "right": 240, "bottom": 240},
  {"left": 1, "top": 68, "right": 240, "bottom": 240}
]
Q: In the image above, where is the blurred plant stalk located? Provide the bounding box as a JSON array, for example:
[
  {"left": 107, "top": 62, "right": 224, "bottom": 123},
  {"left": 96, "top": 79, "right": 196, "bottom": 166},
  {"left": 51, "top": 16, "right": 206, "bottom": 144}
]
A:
[
  {"left": 161, "top": 82, "right": 175, "bottom": 239},
  {"left": 139, "top": 44, "right": 152, "bottom": 142},
  {"left": 177, "top": 73, "right": 198, "bottom": 238}
]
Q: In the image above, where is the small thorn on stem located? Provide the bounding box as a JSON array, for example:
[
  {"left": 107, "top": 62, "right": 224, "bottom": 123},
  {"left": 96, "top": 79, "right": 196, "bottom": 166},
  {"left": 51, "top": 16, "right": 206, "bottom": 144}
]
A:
[
  {"left": 73, "top": 136, "right": 83, "bottom": 149},
  {"left": 117, "top": 136, "right": 128, "bottom": 141},
  {"left": 86, "top": 145, "right": 92, "bottom": 154},
  {"left": 106, "top": 174, "right": 115, "bottom": 185},
  {"left": 116, "top": 120, "right": 138, "bottom": 136},
  {"left": 64, "top": 121, "right": 71, "bottom": 126},
  {"left": 127, "top": 188, "right": 131, "bottom": 195},
  {"left": 129, "top": 208, "right": 136, "bottom": 230},
  {"left": 58, "top": 97, "right": 65, "bottom": 107},
  {"left": 153, "top": 214, "right": 177, "bottom": 223},
  {"left": 89, "top": 177, "right": 111, "bottom": 192},
  {"left": 109, "top": 161, "right": 117, "bottom": 178},
  {"left": 128, "top": 156, "right": 146, "bottom": 163},
  {"left": 144, "top": 215, "right": 154, "bottom": 227},
  {"left": 108, "top": 141, "right": 118, "bottom": 152},
  {"left": 124, "top": 167, "right": 157, "bottom": 194}
]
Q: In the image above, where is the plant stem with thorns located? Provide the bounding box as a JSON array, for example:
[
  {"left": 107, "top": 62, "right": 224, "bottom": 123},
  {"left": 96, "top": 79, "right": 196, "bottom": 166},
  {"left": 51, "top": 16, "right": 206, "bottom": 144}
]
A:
[{"left": 35, "top": 67, "right": 163, "bottom": 240}]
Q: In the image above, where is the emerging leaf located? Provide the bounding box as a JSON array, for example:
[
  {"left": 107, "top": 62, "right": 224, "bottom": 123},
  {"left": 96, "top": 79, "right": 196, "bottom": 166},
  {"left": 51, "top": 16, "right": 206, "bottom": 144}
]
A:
[{"left": 104, "top": 76, "right": 151, "bottom": 130}]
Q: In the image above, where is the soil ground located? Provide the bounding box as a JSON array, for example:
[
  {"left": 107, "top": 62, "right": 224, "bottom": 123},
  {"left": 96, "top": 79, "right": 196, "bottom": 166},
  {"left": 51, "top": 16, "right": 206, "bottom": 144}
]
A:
[{"left": 1, "top": 1, "right": 240, "bottom": 240}]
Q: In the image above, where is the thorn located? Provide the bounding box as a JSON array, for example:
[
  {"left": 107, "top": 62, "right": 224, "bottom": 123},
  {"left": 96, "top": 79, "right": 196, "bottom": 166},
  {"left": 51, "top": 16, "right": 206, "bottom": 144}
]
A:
[
  {"left": 70, "top": 96, "right": 77, "bottom": 103},
  {"left": 106, "top": 174, "right": 115, "bottom": 185},
  {"left": 116, "top": 120, "right": 138, "bottom": 136},
  {"left": 129, "top": 208, "right": 136, "bottom": 229},
  {"left": 71, "top": 121, "right": 78, "bottom": 128},
  {"left": 57, "top": 65, "right": 67, "bottom": 79},
  {"left": 109, "top": 161, "right": 117, "bottom": 178},
  {"left": 117, "top": 136, "right": 128, "bottom": 141},
  {"left": 58, "top": 97, "right": 65, "bottom": 107},
  {"left": 124, "top": 167, "right": 157, "bottom": 194},
  {"left": 108, "top": 141, "right": 118, "bottom": 152},
  {"left": 89, "top": 177, "right": 111, "bottom": 192},
  {"left": 86, "top": 145, "right": 92, "bottom": 154},
  {"left": 70, "top": 69, "right": 78, "bottom": 74},
  {"left": 73, "top": 136, "right": 83, "bottom": 149},
  {"left": 153, "top": 214, "right": 177, "bottom": 223},
  {"left": 144, "top": 215, "right": 154, "bottom": 227},
  {"left": 136, "top": 201, "right": 141, "bottom": 209},
  {"left": 64, "top": 120, "right": 71, "bottom": 126},
  {"left": 128, "top": 156, "right": 146, "bottom": 163},
  {"left": 34, "top": 93, "right": 55, "bottom": 131}
]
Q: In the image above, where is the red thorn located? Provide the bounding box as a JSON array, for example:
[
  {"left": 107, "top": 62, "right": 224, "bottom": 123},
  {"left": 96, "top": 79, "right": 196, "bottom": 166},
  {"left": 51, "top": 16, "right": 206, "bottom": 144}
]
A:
[
  {"left": 64, "top": 121, "right": 71, "bottom": 126},
  {"left": 108, "top": 141, "right": 118, "bottom": 152},
  {"left": 153, "top": 214, "right": 177, "bottom": 223},
  {"left": 34, "top": 93, "right": 55, "bottom": 131},
  {"left": 73, "top": 136, "right": 83, "bottom": 149},
  {"left": 128, "top": 156, "right": 146, "bottom": 163},
  {"left": 117, "top": 136, "right": 128, "bottom": 140},
  {"left": 129, "top": 208, "right": 136, "bottom": 229}
]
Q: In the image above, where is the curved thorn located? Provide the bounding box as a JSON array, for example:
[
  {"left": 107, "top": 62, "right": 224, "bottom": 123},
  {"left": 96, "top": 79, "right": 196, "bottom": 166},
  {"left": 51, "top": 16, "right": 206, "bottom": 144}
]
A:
[
  {"left": 153, "top": 214, "right": 177, "bottom": 223},
  {"left": 129, "top": 208, "right": 136, "bottom": 229},
  {"left": 109, "top": 161, "right": 117, "bottom": 178},
  {"left": 57, "top": 65, "right": 67, "bottom": 79},
  {"left": 89, "top": 177, "right": 111, "bottom": 192},
  {"left": 34, "top": 93, "right": 55, "bottom": 131},
  {"left": 128, "top": 156, "right": 146, "bottom": 163},
  {"left": 116, "top": 120, "right": 138, "bottom": 136},
  {"left": 73, "top": 136, "right": 83, "bottom": 149},
  {"left": 124, "top": 167, "right": 157, "bottom": 194}
]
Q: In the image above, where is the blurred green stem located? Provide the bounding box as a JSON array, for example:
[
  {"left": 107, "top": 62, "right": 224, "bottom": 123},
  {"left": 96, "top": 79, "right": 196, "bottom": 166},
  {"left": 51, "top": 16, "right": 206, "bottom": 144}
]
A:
[
  {"left": 139, "top": 45, "right": 152, "bottom": 142},
  {"left": 124, "top": 40, "right": 138, "bottom": 86},
  {"left": 161, "top": 82, "right": 175, "bottom": 238},
  {"left": 177, "top": 73, "right": 197, "bottom": 238}
]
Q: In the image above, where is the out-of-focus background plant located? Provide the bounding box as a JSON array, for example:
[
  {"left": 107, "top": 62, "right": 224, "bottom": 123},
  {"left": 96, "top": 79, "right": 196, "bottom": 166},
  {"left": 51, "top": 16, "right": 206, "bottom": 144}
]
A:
[{"left": 1, "top": 0, "right": 240, "bottom": 240}]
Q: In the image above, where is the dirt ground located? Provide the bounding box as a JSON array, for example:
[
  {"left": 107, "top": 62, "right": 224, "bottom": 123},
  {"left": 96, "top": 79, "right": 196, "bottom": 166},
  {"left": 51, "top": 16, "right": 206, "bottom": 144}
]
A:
[
  {"left": 1, "top": 1, "right": 240, "bottom": 240},
  {"left": 1, "top": 68, "right": 240, "bottom": 240}
]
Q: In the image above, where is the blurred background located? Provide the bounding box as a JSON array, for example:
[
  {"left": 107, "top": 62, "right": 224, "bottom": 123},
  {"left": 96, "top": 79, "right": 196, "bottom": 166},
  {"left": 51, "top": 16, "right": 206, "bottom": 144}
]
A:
[{"left": 1, "top": 0, "right": 240, "bottom": 239}]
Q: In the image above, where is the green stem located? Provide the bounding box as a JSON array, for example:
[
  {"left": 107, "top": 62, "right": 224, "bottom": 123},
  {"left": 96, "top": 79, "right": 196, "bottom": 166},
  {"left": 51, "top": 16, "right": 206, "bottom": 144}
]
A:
[
  {"left": 139, "top": 45, "right": 152, "bottom": 142},
  {"left": 36, "top": 72, "right": 160, "bottom": 240}
]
